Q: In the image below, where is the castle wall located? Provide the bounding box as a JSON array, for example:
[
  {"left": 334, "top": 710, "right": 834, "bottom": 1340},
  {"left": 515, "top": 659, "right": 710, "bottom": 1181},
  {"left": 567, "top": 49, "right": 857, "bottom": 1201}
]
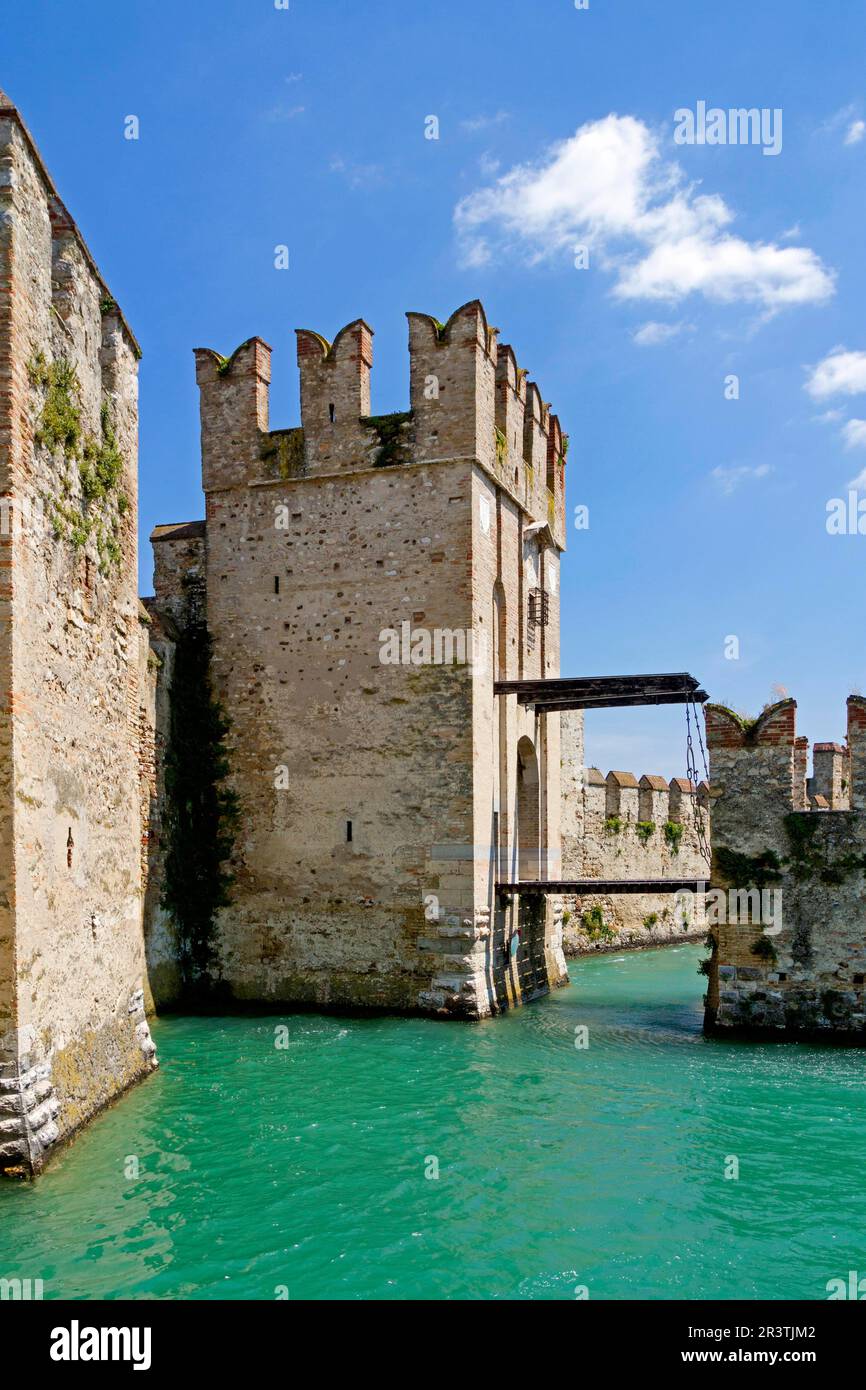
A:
[
  {"left": 704, "top": 698, "right": 866, "bottom": 1038},
  {"left": 151, "top": 301, "right": 569, "bottom": 1018},
  {"left": 0, "top": 94, "right": 156, "bottom": 1174},
  {"left": 559, "top": 708, "right": 709, "bottom": 951}
]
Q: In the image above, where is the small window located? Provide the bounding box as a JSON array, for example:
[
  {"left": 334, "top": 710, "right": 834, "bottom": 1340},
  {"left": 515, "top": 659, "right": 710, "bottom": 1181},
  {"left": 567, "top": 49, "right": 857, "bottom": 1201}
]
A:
[
  {"left": 346, "top": 820, "right": 353, "bottom": 843},
  {"left": 66, "top": 827, "right": 74, "bottom": 868},
  {"left": 528, "top": 588, "right": 549, "bottom": 627},
  {"left": 274, "top": 576, "right": 280, "bottom": 594},
  {"left": 329, "top": 403, "right": 336, "bottom": 423}
]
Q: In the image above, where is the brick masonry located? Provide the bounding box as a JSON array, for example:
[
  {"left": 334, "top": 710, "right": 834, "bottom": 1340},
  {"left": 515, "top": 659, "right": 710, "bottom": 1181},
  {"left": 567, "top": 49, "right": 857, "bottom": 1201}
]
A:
[
  {"left": 0, "top": 89, "right": 156, "bottom": 1176},
  {"left": 147, "top": 302, "right": 570, "bottom": 1019},
  {"left": 704, "top": 697, "right": 866, "bottom": 1038}
]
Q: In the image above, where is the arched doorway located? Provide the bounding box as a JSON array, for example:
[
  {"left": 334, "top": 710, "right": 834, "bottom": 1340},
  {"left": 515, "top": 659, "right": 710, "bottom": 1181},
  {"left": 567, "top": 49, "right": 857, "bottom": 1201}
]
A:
[{"left": 516, "top": 736, "right": 540, "bottom": 881}]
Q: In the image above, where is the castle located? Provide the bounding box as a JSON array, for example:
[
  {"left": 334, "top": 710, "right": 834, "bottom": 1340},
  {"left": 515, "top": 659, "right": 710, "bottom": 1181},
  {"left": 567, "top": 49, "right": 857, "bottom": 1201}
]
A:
[
  {"left": 3, "top": 93, "right": 861, "bottom": 1178},
  {"left": 146, "top": 304, "right": 571, "bottom": 1021}
]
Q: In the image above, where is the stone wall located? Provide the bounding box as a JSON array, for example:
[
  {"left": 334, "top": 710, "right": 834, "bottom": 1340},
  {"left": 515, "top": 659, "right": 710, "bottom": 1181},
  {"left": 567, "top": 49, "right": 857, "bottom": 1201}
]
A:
[
  {"left": 149, "top": 301, "right": 569, "bottom": 1018},
  {"left": 560, "top": 710, "right": 709, "bottom": 952},
  {"left": 0, "top": 90, "right": 156, "bottom": 1175},
  {"left": 704, "top": 697, "right": 866, "bottom": 1039}
]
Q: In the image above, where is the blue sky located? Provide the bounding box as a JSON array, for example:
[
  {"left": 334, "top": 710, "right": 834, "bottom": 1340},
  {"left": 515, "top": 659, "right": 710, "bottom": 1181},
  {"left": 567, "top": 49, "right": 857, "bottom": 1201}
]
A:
[{"left": 5, "top": 0, "right": 865, "bottom": 776}]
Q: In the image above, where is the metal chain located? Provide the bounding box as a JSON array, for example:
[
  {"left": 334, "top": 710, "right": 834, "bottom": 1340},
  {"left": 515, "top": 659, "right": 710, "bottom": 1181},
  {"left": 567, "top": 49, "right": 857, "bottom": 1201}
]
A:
[{"left": 686, "top": 699, "right": 712, "bottom": 869}]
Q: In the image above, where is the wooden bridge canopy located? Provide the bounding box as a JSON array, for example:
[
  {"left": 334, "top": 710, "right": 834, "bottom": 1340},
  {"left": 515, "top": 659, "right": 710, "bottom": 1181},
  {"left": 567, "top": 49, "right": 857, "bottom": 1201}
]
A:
[
  {"left": 494, "top": 671, "right": 709, "bottom": 896},
  {"left": 493, "top": 672, "right": 708, "bottom": 712}
]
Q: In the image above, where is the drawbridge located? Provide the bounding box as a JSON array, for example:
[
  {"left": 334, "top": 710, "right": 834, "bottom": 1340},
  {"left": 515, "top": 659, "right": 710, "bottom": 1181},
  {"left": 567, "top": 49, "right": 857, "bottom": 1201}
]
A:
[{"left": 494, "top": 671, "right": 710, "bottom": 898}]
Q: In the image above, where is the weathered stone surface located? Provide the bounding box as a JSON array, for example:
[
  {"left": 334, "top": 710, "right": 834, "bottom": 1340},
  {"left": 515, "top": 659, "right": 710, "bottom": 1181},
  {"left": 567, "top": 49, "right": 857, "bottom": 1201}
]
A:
[
  {"left": 0, "top": 92, "right": 157, "bottom": 1175},
  {"left": 560, "top": 721, "right": 709, "bottom": 952},
  {"left": 147, "top": 301, "right": 570, "bottom": 1019},
  {"left": 704, "top": 698, "right": 866, "bottom": 1042}
]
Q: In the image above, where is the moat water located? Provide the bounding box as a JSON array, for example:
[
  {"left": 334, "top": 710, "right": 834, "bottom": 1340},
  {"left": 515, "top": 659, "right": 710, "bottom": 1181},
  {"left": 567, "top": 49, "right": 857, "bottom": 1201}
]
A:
[{"left": 1, "top": 944, "right": 865, "bottom": 1301}]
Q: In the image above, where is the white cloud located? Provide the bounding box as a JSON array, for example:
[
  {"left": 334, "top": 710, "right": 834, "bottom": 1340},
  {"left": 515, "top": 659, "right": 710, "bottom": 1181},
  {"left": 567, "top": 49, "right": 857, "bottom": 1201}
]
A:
[
  {"left": 461, "top": 111, "right": 509, "bottom": 134},
  {"left": 264, "top": 104, "right": 304, "bottom": 123},
  {"left": 454, "top": 115, "right": 835, "bottom": 312},
  {"left": 845, "top": 120, "right": 865, "bottom": 146},
  {"left": 805, "top": 347, "right": 866, "bottom": 400},
  {"left": 842, "top": 419, "right": 866, "bottom": 450},
  {"left": 632, "top": 320, "right": 692, "bottom": 346},
  {"left": 848, "top": 467, "right": 866, "bottom": 489},
  {"left": 710, "top": 463, "right": 772, "bottom": 495},
  {"left": 329, "top": 156, "right": 385, "bottom": 189},
  {"left": 814, "top": 407, "right": 844, "bottom": 424}
]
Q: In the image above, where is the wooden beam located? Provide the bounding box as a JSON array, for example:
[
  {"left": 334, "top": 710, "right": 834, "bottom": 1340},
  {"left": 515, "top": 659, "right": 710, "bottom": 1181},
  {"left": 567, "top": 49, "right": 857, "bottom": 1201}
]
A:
[
  {"left": 493, "top": 672, "right": 707, "bottom": 710},
  {"left": 525, "top": 691, "right": 708, "bottom": 712},
  {"left": 496, "top": 879, "right": 707, "bottom": 895}
]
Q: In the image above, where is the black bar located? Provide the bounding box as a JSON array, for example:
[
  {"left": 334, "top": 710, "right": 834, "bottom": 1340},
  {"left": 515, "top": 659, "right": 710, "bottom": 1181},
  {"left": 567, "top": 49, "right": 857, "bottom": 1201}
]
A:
[
  {"left": 497, "top": 879, "right": 706, "bottom": 894},
  {"left": 522, "top": 690, "right": 708, "bottom": 711},
  {"left": 493, "top": 673, "right": 708, "bottom": 709}
]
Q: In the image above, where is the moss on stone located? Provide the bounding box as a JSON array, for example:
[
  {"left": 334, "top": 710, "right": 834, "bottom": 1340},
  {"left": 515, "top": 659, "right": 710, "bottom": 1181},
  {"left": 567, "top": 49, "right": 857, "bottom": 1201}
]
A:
[
  {"left": 162, "top": 577, "right": 240, "bottom": 996},
  {"left": 782, "top": 812, "right": 866, "bottom": 885},
  {"left": 751, "top": 933, "right": 777, "bottom": 962},
  {"left": 362, "top": 411, "right": 414, "bottom": 467},
  {"left": 494, "top": 426, "right": 507, "bottom": 467},
  {"left": 30, "top": 355, "right": 82, "bottom": 456},
  {"left": 664, "top": 820, "right": 685, "bottom": 854},
  {"left": 260, "top": 427, "right": 305, "bottom": 480},
  {"left": 714, "top": 845, "right": 783, "bottom": 889},
  {"left": 30, "top": 356, "right": 126, "bottom": 571}
]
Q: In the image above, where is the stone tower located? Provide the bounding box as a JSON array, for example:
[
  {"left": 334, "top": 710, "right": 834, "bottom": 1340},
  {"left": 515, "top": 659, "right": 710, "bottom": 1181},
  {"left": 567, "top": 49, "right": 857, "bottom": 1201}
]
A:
[
  {"left": 704, "top": 698, "right": 866, "bottom": 1037},
  {"left": 0, "top": 89, "right": 156, "bottom": 1175},
  {"left": 151, "top": 301, "right": 570, "bottom": 1017}
]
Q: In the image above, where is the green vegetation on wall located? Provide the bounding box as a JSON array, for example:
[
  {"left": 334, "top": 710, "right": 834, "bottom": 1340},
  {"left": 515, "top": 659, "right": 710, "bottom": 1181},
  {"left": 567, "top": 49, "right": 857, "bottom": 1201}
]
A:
[
  {"left": 29, "top": 353, "right": 127, "bottom": 573},
  {"left": 782, "top": 813, "right": 866, "bottom": 886},
  {"left": 714, "top": 845, "right": 783, "bottom": 889},
  {"left": 581, "top": 905, "right": 616, "bottom": 941},
  {"left": 162, "top": 579, "right": 240, "bottom": 995},
  {"left": 663, "top": 820, "right": 685, "bottom": 854},
  {"left": 362, "top": 412, "right": 414, "bottom": 467},
  {"left": 261, "top": 428, "right": 305, "bottom": 480}
]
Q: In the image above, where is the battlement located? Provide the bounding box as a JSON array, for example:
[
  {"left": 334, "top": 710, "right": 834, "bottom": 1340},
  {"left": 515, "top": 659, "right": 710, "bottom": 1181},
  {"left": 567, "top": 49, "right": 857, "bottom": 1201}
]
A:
[
  {"left": 193, "top": 300, "right": 567, "bottom": 545},
  {"left": 585, "top": 766, "right": 710, "bottom": 829},
  {"left": 705, "top": 698, "right": 860, "bottom": 816},
  {"left": 705, "top": 695, "right": 866, "bottom": 1039}
]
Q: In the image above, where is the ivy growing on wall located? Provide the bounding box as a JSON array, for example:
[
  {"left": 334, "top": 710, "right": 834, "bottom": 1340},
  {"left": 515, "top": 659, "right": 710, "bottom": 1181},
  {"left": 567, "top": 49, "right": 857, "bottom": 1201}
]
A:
[
  {"left": 28, "top": 353, "right": 128, "bottom": 573},
  {"left": 714, "top": 845, "right": 783, "bottom": 888},
  {"left": 162, "top": 579, "right": 240, "bottom": 995},
  {"left": 663, "top": 820, "right": 685, "bottom": 854},
  {"left": 782, "top": 814, "right": 866, "bottom": 886}
]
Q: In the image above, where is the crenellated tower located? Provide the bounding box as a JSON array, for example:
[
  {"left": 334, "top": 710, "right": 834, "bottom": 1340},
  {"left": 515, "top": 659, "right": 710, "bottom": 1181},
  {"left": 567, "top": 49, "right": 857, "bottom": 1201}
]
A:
[
  {"left": 703, "top": 697, "right": 866, "bottom": 1037},
  {"left": 151, "top": 300, "right": 569, "bottom": 1018}
]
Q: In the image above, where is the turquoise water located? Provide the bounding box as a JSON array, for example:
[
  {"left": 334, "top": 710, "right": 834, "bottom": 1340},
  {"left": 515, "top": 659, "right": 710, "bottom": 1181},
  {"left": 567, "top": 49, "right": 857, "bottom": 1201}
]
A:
[{"left": 2, "top": 944, "right": 865, "bottom": 1300}]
